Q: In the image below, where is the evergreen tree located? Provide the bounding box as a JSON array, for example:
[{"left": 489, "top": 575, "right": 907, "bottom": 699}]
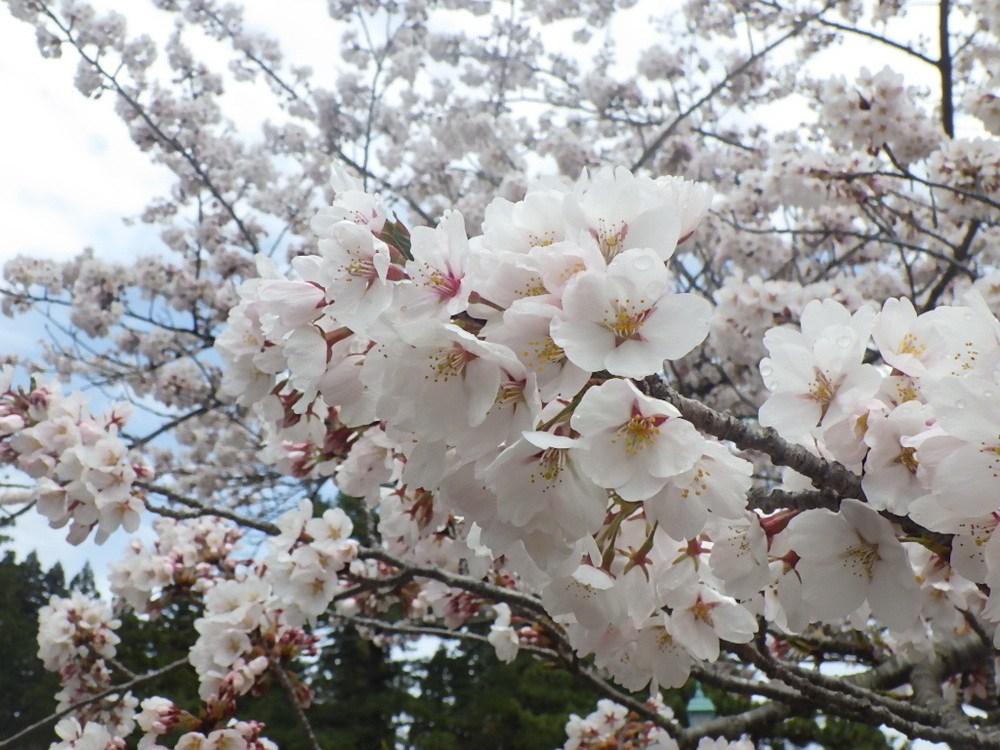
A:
[
  {"left": 0, "top": 545, "right": 67, "bottom": 750},
  {"left": 400, "top": 636, "right": 597, "bottom": 750},
  {"left": 276, "top": 625, "right": 405, "bottom": 750}
]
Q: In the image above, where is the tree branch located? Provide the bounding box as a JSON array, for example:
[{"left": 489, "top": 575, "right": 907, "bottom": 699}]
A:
[
  {"left": 631, "top": 1, "right": 836, "bottom": 172},
  {"left": 0, "top": 658, "right": 188, "bottom": 750},
  {"left": 268, "top": 655, "right": 322, "bottom": 750},
  {"left": 641, "top": 376, "right": 865, "bottom": 500},
  {"left": 139, "top": 483, "right": 281, "bottom": 535},
  {"left": 938, "top": 0, "right": 955, "bottom": 138}
]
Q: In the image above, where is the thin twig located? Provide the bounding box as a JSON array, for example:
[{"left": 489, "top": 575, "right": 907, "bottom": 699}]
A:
[
  {"left": 268, "top": 656, "right": 322, "bottom": 750},
  {"left": 0, "top": 658, "right": 188, "bottom": 750}
]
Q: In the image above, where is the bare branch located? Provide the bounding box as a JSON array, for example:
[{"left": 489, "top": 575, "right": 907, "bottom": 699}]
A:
[{"left": 268, "top": 655, "right": 322, "bottom": 750}]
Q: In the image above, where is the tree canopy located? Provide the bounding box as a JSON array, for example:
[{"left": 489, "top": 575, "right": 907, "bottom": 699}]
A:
[{"left": 2, "top": 0, "right": 1000, "bottom": 748}]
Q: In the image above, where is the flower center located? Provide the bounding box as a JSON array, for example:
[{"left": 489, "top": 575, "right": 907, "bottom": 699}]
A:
[
  {"left": 495, "top": 379, "right": 526, "bottom": 406},
  {"left": 691, "top": 595, "right": 719, "bottom": 625},
  {"left": 602, "top": 304, "right": 653, "bottom": 344},
  {"left": 345, "top": 256, "right": 377, "bottom": 282},
  {"left": 897, "top": 332, "right": 926, "bottom": 357},
  {"left": 615, "top": 413, "right": 664, "bottom": 454},
  {"left": 894, "top": 446, "right": 919, "bottom": 474},
  {"left": 418, "top": 261, "right": 463, "bottom": 301},
  {"left": 536, "top": 447, "right": 567, "bottom": 482},
  {"left": 592, "top": 219, "right": 629, "bottom": 262},
  {"left": 427, "top": 343, "right": 476, "bottom": 381},
  {"left": 844, "top": 543, "right": 879, "bottom": 580},
  {"left": 525, "top": 336, "right": 566, "bottom": 368}
]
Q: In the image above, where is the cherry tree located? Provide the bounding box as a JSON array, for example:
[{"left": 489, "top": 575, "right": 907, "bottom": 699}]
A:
[{"left": 2, "top": 0, "right": 1000, "bottom": 748}]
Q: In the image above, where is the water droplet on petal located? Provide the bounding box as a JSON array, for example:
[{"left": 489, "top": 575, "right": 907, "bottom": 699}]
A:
[
  {"left": 836, "top": 335, "right": 852, "bottom": 348},
  {"left": 630, "top": 254, "right": 655, "bottom": 272},
  {"left": 760, "top": 364, "right": 773, "bottom": 378},
  {"left": 956, "top": 399, "right": 967, "bottom": 409}
]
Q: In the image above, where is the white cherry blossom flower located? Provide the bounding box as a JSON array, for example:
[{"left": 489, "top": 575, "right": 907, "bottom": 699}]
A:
[
  {"left": 487, "top": 603, "right": 520, "bottom": 663},
  {"left": 302, "top": 220, "right": 397, "bottom": 333},
  {"left": 551, "top": 248, "right": 711, "bottom": 378},
  {"left": 395, "top": 210, "right": 473, "bottom": 320},
  {"left": 484, "top": 299, "right": 591, "bottom": 401},
  {"left": 925, "top": 375, "right": 1000, "bottom": 517},
  {"left": 565, "top": 166, "right": 684, "bottom": 263},
  {"left": 861, "top": 400, "right": 934, "bottom": 513},
  {"left": 665, "top": 584, "right": 757, "bottom": 662},
  {"left": 785, "top": 498, "right": 920, "bottom": 631},
  {"left": 570, "top": 378, "right": 702, "bottom": 502},
  {"left": 645, "top": 441, "right": 754, "bottom": 540},
  {"left": 759, "top": 299, "right": 881, "bottom": 443},
  {"left": 543, "top": 565, "right": 627, "bottom": 630},
  {"left": 311, "top": 163, "right": 387, "bottom": 236},
  {"left": 484, "top": 430, "right": 607, "bottom": 539},
  {"left": 364, "top": 321, "right": 524, "bottom": 442}
]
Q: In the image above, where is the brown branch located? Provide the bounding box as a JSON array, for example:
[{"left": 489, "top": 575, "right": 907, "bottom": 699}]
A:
[
  {"left": 920, "top": 220, "right": 981, "bottom": 312},
  {"left": 337, "top": 613, "right": 559, "bottom": 661},
  {"left": 139, "top": 483, "right": 281, "bottom": 535},
  {"left": 681, "top": 633, "right": 993, "bottom": 745},
  {"left": 910, "top": 655, "right": 972, "bottom": 735},
  {"left": 641, "top": 376, "right": 865, "bottom": 499},
  {"left": 814, "top": 14, "right": 937, "bottom": 66},
  {"left": 357, "top": 547, "right": 550, "bottom": 618},
  {"left": 268, "top": 656, "right": 322, "bottom": 750},
  {"left": 747, "top": 486, "right": 841, "bottom": 513},
  {"left": 716, "top": 635, "right": 1000, "bottom": 748},
  {"left": 938, "top": 0, "right": 955, "bottom": 138}
]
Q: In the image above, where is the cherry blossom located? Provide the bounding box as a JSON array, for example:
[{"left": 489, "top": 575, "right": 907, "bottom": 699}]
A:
[
  {"left": 551, "top": 248, "right": 712, "bottom": 378},
  {"left": 4, "top": 0, "right": 1000, "bottom": 747},
  {"left": 785, "top": 498, "right": 920, "bottom": 632},
  {"left": 570, "top": 378, "right": 703, "bottom": 502}
]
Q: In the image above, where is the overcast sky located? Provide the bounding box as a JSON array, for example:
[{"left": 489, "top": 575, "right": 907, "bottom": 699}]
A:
[
  {"left": 0, "top": 1, "right": 347, "bottom": 581},
  {"left": 1, "top": 12, "right": 164, "bottom": 581}
]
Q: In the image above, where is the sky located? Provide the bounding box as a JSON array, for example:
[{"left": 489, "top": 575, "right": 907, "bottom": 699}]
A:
[
  {"left": 0, "top": 0, "right": 346, "bottom": 582},
  {"left": 0, "top": 3, "right": 965, "bottom": 746},
  {"left": 1, "top": 11, "right": 169, "bottom": 582}
]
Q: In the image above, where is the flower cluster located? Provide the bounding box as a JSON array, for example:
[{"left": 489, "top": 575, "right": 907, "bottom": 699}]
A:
[
  {"left": 260, "top": 499, "right": 359, "bottom": 626},
  {"left": 819, "top": 66, "right": 939, "bottom": 165},
  {"left": 109, "top": 516, "right": 244, "bottom": 613},
  {"left": 6, "top": 0, "right": 1000, "bottom": 747},
  {"left": 927, "top": 137, "right": 1000, "bottom": 221},
  {"left": 560, "top": 696, "right": 755, "bottom": 750},
  {"left": 38, "top": 592, "right": 136, "bottom": 746},
  {"left": 141, "top": 717, "right": 276, "bottom": 750},
  {"left": 562, "top": 697, "right": 677, "bottom": 750},
  {"left": 759, "top": 293, "right": 1000, "bottom": 635},
  {"left": 215, "top": 166, "right": 770, "bottom": 690},
  {"left": 0, "top": 369, "right": 151, "bottom": 544}
]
